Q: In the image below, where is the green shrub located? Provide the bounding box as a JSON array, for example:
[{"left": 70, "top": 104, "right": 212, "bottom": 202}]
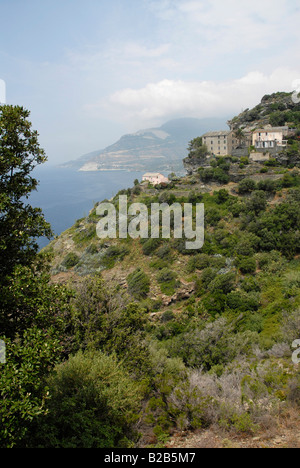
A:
[
  {"left": 246, "top": 190, "right": 267, "bottom": 213},
  {"left": 157, "top": 268, "right": 178, "bottom": 296},
  {"left": 127, "top": 268, "right": 150, "bottom": 299},
  {"left": 260, "top": 167, "right": 268, "bottom": 174},
  {"left": 208, "top": 272, "right": 236, "bottom": 294},
  {"left": 257, "top": 179, "right": 277, "bottom": 192},
  {"left": 141, "top": 238, "right": 161, "bottom": 256},
  {"left": 25, "top": 350, "right": 143, "bottom": 448},
  {"left": 238, "top": 179, "right": 257, "bottom": 194},
  {"left": 85, "top": 243, "right": 99, "bottom": 255},
  {"left": 238, "top": 257, "right": 257, "bottom": 274},
  {"left": 149, "top": 258, "right": 170, "bottom": 270},
  {"left": 226, "top": 291, "right": 260, "bottom": 311},
  {"left": 62, "top": 252, "right": 80, "bottom": 269},
  {"left": 155, "top": 244, "right": 172, "bottom": 260},
  {"left": 73, "top": 224, "right": 96, "bottom": 245},
  {"left": 161, "top": 310, "right": 175, "bottom": 323},
  {"left": 264, "top": 158, "right": 278, "bottom": 167},
  {"left": 101, "top": 245, "right": 129, "bottom": 268},
  {"left": 187, "top": 254, "right": 211, "bottom": 272}
]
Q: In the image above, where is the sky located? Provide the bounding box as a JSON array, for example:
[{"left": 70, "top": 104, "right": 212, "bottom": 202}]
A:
[{"left": 1, "top": 0, "right": 300, "bottom": 165}]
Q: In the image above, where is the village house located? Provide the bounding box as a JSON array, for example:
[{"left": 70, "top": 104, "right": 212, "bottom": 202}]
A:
[
  {"left": 142, "top": 172, "right": 169, "bottom": 185},
  {"left": 252, "top": 126, "right": 289, "bottom": 150},
  {"left": 202, "top": 131, "right": 232, "bottom": 156}
]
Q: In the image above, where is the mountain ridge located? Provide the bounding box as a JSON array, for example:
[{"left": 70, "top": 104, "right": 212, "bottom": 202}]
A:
[{"left": 61, "top": 117, "right": 230, "bottom": 173}]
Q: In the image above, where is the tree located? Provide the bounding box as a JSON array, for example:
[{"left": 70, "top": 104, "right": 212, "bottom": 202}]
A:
[
  {"left": 0, "top": 105, "right": 52, "bottom": 278},
  {"left": 20, "top": 350, "right": 144, "bottom": 448},
  {"left": 233, "top": 128, "right": 246, "bottom": 147},
  {"left": 0, "top": 105, "right": 72, "bottom": 447},
  {"left": 238, "top": 178, "right": 257, "bottom": 194},
  {"left": 187, "top": 137, "right": 209, "bottom": 159}
]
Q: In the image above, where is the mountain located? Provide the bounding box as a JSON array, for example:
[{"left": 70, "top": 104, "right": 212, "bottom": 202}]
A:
[{"left": 61, "top": 117, "right": 230, "bottom": 173}]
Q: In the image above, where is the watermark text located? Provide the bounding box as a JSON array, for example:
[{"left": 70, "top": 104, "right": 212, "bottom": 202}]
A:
[
  {"left": 0, "top": 79, "right": 6, "bottom": 104},
  {"left": 96, "top": 196, "right": 204, "bottom": 250}
]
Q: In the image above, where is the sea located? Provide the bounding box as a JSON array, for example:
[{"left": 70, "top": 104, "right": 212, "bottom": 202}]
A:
[{"left": 28, "top": 165, "right": 145, "bottom": 249}]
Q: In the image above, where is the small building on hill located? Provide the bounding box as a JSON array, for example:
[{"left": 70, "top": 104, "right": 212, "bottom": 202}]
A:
[
  {"left": 202, "top": 131, "right": 232, "bottom": 156},
  {"left": 142, "top": 173, "right": 169, "bottom": 185},
  {"left": 252, "top": 126, "right": 289, "bottom": 150}
]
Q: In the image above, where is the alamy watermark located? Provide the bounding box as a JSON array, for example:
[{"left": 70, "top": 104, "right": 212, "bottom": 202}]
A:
[
  {"left": 292, "top": 339, "right": 300, "bottom": 365},
  {"left": 0, "top": 79, "right": 6, "bottom": 104},
  {"left": 96, "top": 196, "right": 204, "bottom": 250},
  {"left": 292, "top": 79, "right": 300, "bottom": 104},
  {"left": 0, "top": 340, "right": 6, "bottom": 364}
]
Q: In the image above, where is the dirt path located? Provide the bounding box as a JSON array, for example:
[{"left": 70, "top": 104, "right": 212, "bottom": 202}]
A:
[{"left": 164, "top": 410, "right": 300, "bottom": 448}]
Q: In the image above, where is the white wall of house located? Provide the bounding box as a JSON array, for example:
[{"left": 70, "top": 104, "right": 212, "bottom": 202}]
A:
[
  {"left": 142, "top": 173, "right": 169, "bottom": 185},
  {"left": 252, "top": 129, "right": 287, "bottom": 148}
]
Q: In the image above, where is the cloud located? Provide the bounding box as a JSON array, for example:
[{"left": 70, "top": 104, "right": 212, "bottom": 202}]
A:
[
  {"left": 106, "top": 68, "right": 300, "bottom": 125},
  {"left": 148, "top": 0, "right": 300, "bottom": 56}
]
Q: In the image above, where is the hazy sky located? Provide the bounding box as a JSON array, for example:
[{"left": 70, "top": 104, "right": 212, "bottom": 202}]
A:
[{"left": 1, "top": 0, "right": 300, "bottom": 164}]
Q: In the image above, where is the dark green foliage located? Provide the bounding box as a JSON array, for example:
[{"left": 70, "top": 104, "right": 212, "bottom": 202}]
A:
[
  {"left": 155, "top": 243, "right": 172, "bottom": 260},
  {"left": 238, "top": 178, "right": 257, "bottom": 194},
  {"left": 237, "top": 257, "right": 257, "bottom": 274},
  {"left": 187, "top": 190, "right": 203, "bottom": 203},
  {"left": 62, "top": 252, "right": 80, "bottom": 269},
  {"left": 264, "top": 158, "right": 278, "bottom": 167},
  {"left": 257, "top": 179, "right": 277, "bottom": 192},
  {"left": 226, "top": 290, "right": 260, "bottom": 311},
  {"left": 0, "top": 105, "right": 52, "bottom": 277},
  {"left": 187, "top": 253, "right": 211, "bottom": 272},
  {"left": 127, "top": 268, "right": 150, "bottom": 299},
  {"left": 199, "top": 166, "right": 229, "bottom": 184},
  {"left": 157, "top": 268, "right": 178, "bottom": 295},
  {"left": 215, "top": 188, "right": 230, "bottom": 204},
  {"left": 280, "top": 172, "right": 300, "bottom": 188},
  {"left": 166, "top": 317, "right": 258, "bottom": 371},
  {"left": 141, "top": 237, "right": 161, "bottom": 255},
  {"left": 0, "top": 327, "right": 63, "bottom": 448},
  {"left": 23, "top": 350, "right": 143, "bottom": 448},
  {"left": 0, "top": 264, "right": 72, "bottom": 340},
  {"left": 207, "top": 271, "right": 236, "bottom": 294},
  {"left": 187, "top": 137, "right": 208, "bottom": 158},
  {"left": 101, "top": 244, "right": 129, "bottom": 268},
  {"left": 72, "top": 224, "right": 96, "bottom": 245},
  {"left": 246, "top": 191, "right": 267, "bottom": 214}
]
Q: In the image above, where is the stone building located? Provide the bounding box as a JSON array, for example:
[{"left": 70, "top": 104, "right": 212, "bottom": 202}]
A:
[{"left": 202, "top": 131, "right": 232, "bottom": 156}]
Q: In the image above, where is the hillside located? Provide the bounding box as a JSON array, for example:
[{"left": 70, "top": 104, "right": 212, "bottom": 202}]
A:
[
  {"left": 45, "top": 148, "right": 300, "bottom": 447},
  {"left": 228, "top": 91, "right": 300, "bottom": 130},
  {"left": 61, "top": 117, "right": 229, "bottom": 173}
]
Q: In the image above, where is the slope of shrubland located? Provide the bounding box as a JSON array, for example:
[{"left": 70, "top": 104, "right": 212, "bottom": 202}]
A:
[{"left": 42, "top": 156, "right": 300, "bottom": 447}]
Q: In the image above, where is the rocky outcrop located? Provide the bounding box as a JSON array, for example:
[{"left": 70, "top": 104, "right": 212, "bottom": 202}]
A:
[
  {"left": 161, "top": 281, "right": 195, "bottom": 306},
  {"left": 183, "top": 154, "right": 212, "bottom": 175},
  {"left": 228, "top": 91, "right": 298, "bottom": 131}
]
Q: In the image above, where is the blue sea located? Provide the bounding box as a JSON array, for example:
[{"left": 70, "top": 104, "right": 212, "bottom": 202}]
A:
[{"left": 29, "top": 165, "right": 145, "bottom": 249}]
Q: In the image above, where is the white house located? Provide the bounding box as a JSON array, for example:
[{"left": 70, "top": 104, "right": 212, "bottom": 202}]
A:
[
  {"left": 252, "top": 127, "right": 289, "bottom": 149},
  {"left": 142, "top": 173, "right": 169, "bottom": 185}
]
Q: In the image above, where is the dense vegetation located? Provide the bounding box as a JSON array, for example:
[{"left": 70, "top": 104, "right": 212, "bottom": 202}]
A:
[{"left": 1, "top": 103, "right": 300, "bottom": 448}]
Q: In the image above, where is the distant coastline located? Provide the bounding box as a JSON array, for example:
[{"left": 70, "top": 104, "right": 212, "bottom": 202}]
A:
[{"left": 30, "top": 166, "right": 145, "bottom": 249}]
